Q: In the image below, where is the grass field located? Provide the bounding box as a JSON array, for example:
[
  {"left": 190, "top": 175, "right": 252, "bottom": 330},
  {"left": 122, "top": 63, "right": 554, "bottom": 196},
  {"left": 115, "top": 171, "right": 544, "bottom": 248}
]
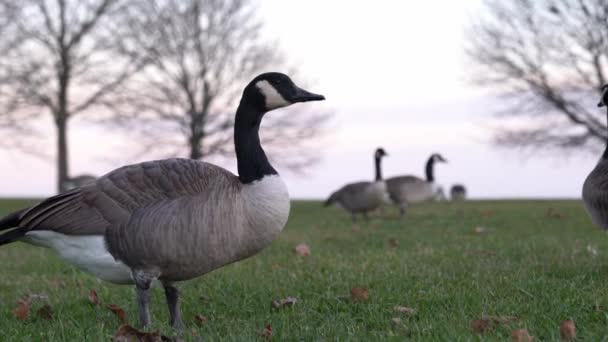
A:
[{"left": 1, "top": 198, "right": 607, "bottom": 341}]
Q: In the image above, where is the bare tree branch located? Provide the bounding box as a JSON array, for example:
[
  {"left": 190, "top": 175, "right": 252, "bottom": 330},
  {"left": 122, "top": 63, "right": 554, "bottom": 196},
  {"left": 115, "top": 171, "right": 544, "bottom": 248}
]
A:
[
  {"left": 0, "top": 0, "right": 141, "bottom": 192},
  {"left": 105, "top": 0, "right": 331, "bottom": 171},
  {"left": 466, "top": 0, "right": 608, "bottom": 152}
]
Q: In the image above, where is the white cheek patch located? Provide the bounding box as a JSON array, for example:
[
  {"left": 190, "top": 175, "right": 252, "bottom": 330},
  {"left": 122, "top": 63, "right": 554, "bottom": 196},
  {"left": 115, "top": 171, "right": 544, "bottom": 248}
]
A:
[{"left": 256, "top": 80, "right": 290, "bottom": 109}]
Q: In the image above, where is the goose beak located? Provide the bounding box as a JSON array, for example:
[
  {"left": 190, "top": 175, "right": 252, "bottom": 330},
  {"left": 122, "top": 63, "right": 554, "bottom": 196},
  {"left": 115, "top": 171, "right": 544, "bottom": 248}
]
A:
[{"left": 290, "top": 87, "right": 325, "bottom": 103}]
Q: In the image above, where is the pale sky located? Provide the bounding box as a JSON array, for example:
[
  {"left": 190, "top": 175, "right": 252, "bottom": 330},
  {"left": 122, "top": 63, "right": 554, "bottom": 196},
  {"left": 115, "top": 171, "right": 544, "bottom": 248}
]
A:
[{"left": 0, "top": 0, "right": 600, "bottom": 199}]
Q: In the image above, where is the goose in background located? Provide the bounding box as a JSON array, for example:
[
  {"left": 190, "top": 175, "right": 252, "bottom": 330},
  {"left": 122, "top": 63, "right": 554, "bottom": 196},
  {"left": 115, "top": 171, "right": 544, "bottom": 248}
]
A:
[
  {"left": 324, "top": 148, "right": 388, "bottom": 221},
  {"left": 0, "top": 72, "right": 325, "bottom": 329},
  {"left": 385, "top": 153, "right": 447, "bottom": 217},
  {"left": 583, "top": 84, "right": 608, "bottom": 229},
  {"left": 450, "top": 184, "right": 467, "bottom": 201}
]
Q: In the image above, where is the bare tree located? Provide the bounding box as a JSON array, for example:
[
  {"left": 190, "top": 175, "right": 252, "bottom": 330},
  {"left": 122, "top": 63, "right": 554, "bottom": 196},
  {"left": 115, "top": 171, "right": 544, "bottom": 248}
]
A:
[
  {"left": 467, "top": 0, "right": 608, "bottom": 152},
  {"left": 107, "top": 0, "right": 330, "bottom": 169},
  {"left": 0, "top": 0, "right": 142, "bottom": 192}
]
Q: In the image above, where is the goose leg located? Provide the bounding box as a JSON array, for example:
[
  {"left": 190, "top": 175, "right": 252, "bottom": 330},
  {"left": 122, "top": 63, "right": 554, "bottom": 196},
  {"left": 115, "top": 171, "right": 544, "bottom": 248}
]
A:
[
  {"left": 133, "top": 270, "right": 157, "bottom": 328},
  {"left": 162, "top": 281, "right": 184, "bottom": 329}
]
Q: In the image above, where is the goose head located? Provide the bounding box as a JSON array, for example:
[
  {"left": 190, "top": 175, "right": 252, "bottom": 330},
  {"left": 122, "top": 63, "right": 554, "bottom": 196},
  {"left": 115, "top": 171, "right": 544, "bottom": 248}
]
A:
[
  {"left": 431, "top": 153, "right": 448, "bottom": 163},
  {"left": 598, "top": 84, "right": 608, "bottom": 107},
  {"left": 375, "top": 147, "right": 388, "bottom": 159},
  {"left": 243, "top": 72, "right": 325, "bottom": 113}
]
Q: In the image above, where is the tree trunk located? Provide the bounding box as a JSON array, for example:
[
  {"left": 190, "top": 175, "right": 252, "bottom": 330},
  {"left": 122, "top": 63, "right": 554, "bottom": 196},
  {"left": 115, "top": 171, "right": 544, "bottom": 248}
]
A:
[
  {"left": 189, "top": 133, "right": 203, "bottom": 160},
  {"left": 56, "top": 116, "right": 69, "bottom": 193}
]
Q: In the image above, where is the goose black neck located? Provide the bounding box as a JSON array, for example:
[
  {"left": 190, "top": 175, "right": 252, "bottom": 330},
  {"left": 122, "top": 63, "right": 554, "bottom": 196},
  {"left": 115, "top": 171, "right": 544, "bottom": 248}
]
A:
[
  {"left": 374, "top": 155, "right": 383, "bottom": 181},
  {"left": 425, "top": 156, "right": 434, "bottom": 182},
  {"left": 234, "top": 101, "right": 277, "bottom": 184},
  {"left": 603, "top": 108, "right": 608, "bottom": 159}
]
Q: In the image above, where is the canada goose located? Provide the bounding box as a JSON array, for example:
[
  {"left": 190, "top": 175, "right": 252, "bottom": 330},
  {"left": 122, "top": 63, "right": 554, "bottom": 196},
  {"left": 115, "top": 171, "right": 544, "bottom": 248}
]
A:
[
  {"left": 450, "top": 184, "right": 467, "bottom": 201},
  {"left": 385, "top": 153, "right": 447, "bottom": 217},
  {"left": 0, "top": 72, "right": 324, "bottom": 329},
  {"left": 583, "top": 84, "right": 608, "bottom": 229},
  {"left": 324, "top": 148, "right": 388, "bottom": 221},
  {"left": 64, "top": 174, "right": 97, "bottom": 190}
]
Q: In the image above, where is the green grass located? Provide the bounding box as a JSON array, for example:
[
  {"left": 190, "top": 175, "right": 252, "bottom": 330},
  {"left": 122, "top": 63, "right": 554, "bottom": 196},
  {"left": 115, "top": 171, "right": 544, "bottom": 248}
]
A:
[{"left": 1, "top": 199, "right": 608, "bottom": 341}]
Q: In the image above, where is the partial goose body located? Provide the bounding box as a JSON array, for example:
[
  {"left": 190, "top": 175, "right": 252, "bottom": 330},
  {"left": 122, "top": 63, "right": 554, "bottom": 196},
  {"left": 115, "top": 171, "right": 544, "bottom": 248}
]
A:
[
  {"left": 0, "top": 72, "right": 324, "bottom": 328},
  {"left": 386, "top": 153, "right": 447, "bottom": 217},
  {"left": 327, "top": 180, "right": 387, "bottom": 214},
  {"left": 583, "top": 84, "right": 608, "bottom": 230},
  {"left": 450, "top": 184, "right": 467, "bottom": 201},
  {"left": 325, "top": 148, "right": 388, "bottom": 220}
]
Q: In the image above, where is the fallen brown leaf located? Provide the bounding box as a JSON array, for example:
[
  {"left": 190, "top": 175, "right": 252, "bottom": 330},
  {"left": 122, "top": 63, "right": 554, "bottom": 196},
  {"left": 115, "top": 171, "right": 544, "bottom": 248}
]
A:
[
  {"left": 194, "top": 314, "right": 208, "bottom": 326},
  {"left": 545, "top": 208, "right": 567, "bottom": 219},
  {"left": 350, "top": 287, "right": 369, "bottom": 302},
  {"left": 388, "top": 238, "right": 399, "bottom": 248},
  {"left": 107, "top": 304, "right": 127, "bottom": 324},
  {"left": 394, "top": 306, "right": 416, "bottom": 316},
  {"left": 471, "top": 318, "right": 492, "bottom": 333},
  {"left": 474, "top": 226, "right": 487, "bottom": 234},
  {"left": 13, "top": 299, "right": 30, "bottom": 321},
  {"left": 113, "top": 324, "right": 170, "bottom": 342},
  {"left": 560, "top": 320, "right": 576, "bottom": 340},
  {"left": 479, "top": 210, "right": 494, "bottom": 217},
  {"left": 37, "top": 304, "right": 53, "bottom": 320},
  {"left": 271, "top": 297, "right": 297, "bottom": 309},
  {"left": 259, "top": 324, "right": 273, "bottom": 340},
  {"left": 294, "top": 243, "right": 311, "bottom": 256},
  {"left": 88, "top": 290, "right": 100, "bottom": 306},
  {"left": 511, "top": 329, "right": 534, "bottom": 342}
]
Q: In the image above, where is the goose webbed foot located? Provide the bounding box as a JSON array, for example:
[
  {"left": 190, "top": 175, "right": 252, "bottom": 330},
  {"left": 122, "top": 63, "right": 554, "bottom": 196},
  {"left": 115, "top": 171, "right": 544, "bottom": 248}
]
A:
[{"left": 163, "top": 281, "right": 185, "bottom": 330}]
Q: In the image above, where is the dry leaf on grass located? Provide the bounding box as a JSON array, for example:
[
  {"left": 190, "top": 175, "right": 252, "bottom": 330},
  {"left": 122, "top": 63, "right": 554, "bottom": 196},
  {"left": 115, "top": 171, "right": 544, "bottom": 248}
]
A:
[
  {"left": 113, "top": 324, "right": 170, "bottom": 342},
  {"left": 545, "top": 208, "right": 567, "bottom": 219},
  {"left": 394, "top": 306, "right": 416, "bottom": 316},
  {"left": 388, "top": 238, "right": 399, "bottom": 248},
  {"left": 350, "top": 287, "right": 369, "bottom": 302},
  {"left": 511, "top": 329, "right": 534, "bottom": 341},
  {"left": 560, "top": 320, "right": 576, "bottom": 340},
  {"left": 479, "top": 210, "right": 494, "bottom": 217},
  {"left": 88, "top": 290, "right": 100, "bottom": 306},
  {"left": 13, "top": 299, "right": 29, "bottom": 321},
  {"left": 473, "top": 226, "right": 487, "bottom": 234},
  {"left": 294, "top": 243, "right": 311, "bottom": 256},
  {"left": 271, "top": 297, "right": 297, "bottom": 309},
  {"left": 195, "top": 314, "right": 208, "bottom": 326},
  {"left": 471, "top": 318, "right": 492, "bottom": 333},
  {"left": 37, "top": 304, "right": 53, "bottom": 320},
  {"left": 472, "top": 315, "right": 519, "bottom": 333},
  {"left": 107, "top": 304, "right": 127, "bottom": 323},
  {"left": 259, "top": 324, "right": 273, "bottom": 340}
]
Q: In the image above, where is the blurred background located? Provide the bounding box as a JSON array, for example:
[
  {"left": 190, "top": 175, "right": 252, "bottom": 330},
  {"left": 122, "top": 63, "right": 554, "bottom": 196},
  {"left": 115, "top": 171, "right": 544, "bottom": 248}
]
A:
[{"left": 0, "top": 0, "right": 605, "bottom": 199}]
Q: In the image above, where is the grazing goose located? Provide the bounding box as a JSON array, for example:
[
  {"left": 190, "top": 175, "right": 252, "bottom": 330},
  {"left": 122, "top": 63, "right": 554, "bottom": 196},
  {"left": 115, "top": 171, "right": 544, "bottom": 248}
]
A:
[
  {"left": 385, "top": 153, "right": 447, "bottom": 217},
  {"left": 450, "top": 184, "right": 467, "bottom": 201},
  {"left": 0, "top": 72, "right": 325, "bottom": 329},
  {"left": 324, "top": 148, "right": 388, "bottom": 221},
  {"left": 583, "top": 84, "right": 608, "bottom": 229}
]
